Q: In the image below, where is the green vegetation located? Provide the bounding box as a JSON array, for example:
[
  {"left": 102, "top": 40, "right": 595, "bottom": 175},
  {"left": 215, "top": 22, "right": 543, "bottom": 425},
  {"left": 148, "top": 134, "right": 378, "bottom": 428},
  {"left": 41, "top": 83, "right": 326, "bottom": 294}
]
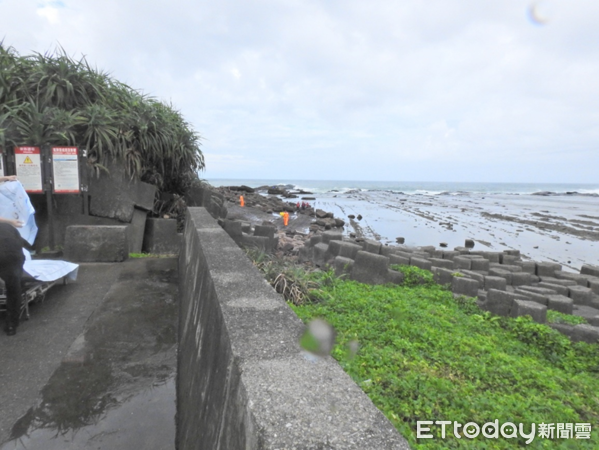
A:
[
  {"left": 547, "top": 310, "right": 588, "bottom": 326},
  {"left": 278, "top": 264, "right": 599, "bottom": 449},
  {"left": 0, "top": 43, "right": 204, "bottom": 209},
  {"left": 129, "top": 252, "right": 176, "bottom": 258}
]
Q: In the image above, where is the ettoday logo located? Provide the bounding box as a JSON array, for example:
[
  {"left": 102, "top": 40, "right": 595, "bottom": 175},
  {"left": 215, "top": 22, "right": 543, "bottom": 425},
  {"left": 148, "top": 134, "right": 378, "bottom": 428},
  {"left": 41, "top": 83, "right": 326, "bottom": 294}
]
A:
[{"left": 417, "top": 421, "right": 592, "bottom": 444}]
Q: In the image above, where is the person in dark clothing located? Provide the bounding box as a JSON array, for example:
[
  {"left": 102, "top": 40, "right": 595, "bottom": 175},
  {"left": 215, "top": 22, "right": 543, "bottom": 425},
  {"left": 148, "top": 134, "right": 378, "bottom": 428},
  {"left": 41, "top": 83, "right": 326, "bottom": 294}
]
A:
[{"left": 0, "top": 222, "right": 25, "bottom": 335}]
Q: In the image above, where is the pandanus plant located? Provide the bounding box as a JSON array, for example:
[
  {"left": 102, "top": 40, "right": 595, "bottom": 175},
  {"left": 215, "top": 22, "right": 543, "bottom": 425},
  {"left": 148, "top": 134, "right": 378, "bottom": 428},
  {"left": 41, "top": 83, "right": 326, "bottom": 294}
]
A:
[{"left": 0, "top": 43, "right": 204, "bottom": 200}]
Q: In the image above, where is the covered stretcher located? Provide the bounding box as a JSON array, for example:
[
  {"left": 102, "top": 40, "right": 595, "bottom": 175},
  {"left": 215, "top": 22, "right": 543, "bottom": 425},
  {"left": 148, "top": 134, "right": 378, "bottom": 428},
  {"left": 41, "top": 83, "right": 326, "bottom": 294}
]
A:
[{"left": 0, "top": 180, "right": 78, "bottom": 319}]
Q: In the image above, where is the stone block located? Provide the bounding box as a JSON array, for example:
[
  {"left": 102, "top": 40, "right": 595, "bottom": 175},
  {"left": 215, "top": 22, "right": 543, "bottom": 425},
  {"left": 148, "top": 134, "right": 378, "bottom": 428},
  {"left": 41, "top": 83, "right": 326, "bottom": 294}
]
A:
[
  {"left": 499, "top": 264, "right": 523, "bottom": 273},
  {"left": 308, "top": 235, "right": 322, "bottom": 247},
  {"left": 501, "top": 254, "right": 519, "bottom": 265},
  {"left": 514, "top": 289, "right": 548, "bottom": 306},
  {"left": 254, "top": 225, "right": 276, "bottom": 239},
  {"left": 484, "top": 276, "right": 507, "bottom": 291},
  {"left": 387, "top": 269, "right": 405, "bottom": 285},
  {"left": 510, "top": 300, "right": 547, "bottom": 324},
  {"left": 312, "top": 242, "right": 330, "bottom": 267},
  {"left": 242, "top": 235, "right": 272, "bottom": 253},
  {"left": 480, "top": 252, "right": 501, "bottom": 263},
  {"left": 433, "top": 267, "right": 455, "bottom": 286},
  {"left": 64, "top": 225, "right": 128, "bottom": 262},
  {"left": 571, "top": 324, "right": 599, "bottom": 344},
  {"left": 429, "top": 258, "right": 454, "bottom": 269},
  {"left": 452, "top": 277, "right": 479, "bottom": 298},
  {"left": 589, "top": 279, "right": 599, "bottom": 295},
  {"left": 546, "top": 295, "right": 574, "bottom": 315},
  {"left": 549, "top": 323, "right": 575, "bottom": 339},
  {"left": 568, "top": 285, "right": 593, "bottom": 306},
  {"left": 460, "top": 270, "right": 485, "bottom": 285},
  {"left": 536, "top": 262, "right": 561, "bottom": 277},
  {"left": 126, "top": 208, "right": 148, "bottom": 253},
  {"left": 555, "top": 271, "right": 592, "bottom": 286},
  {"left": 337, "top": 241, "right": 363, "bottom": 260},
  {"left": 589, "top": 315, "right": 599, "bottom": 327},
  {"left": 417, "top": 245, "right": 435, "bottom": 255},
  {"left": 89, "top": 158, "right": 157, "bottom": 222},
  {"left": 442, "top": 251, "right": 460, "bottom": 261},
  {"left": 142, "top": 218, "right": 180, "bottom": 254},
  {"left": 389, "top": 254, "right": 410, "bottom": 266},
  {"left": 334, "top": 256, "right": 354, "bottom": 278},
  {"left": 470, "top": 258, "right": 490, "bottom": 271},
  {"left": 486, "top": 289, "right": 519, "bottom": 316},
  {"left": 538, "top": 282, "right": 569, "bottom": 296},
  {"left": 489, "top": 268, "right": 512, "bottom": 285},
  {"left": 298, "top": 245, "right": 313, "bottom": 263},
  {"left": 410, "top": 257, "right": 432, "bottom": 271},
  {"left": 510, "top": 272, "right": 531, "bottom": 287},
  {"left": 580, "top": 264, "right": 599, "bottom": 278},
  {"left": 517, "top": 286, "right": 558, "bottom": 296},
  {"left": 363, "top": 239, "right": 382, "bottom": 254},
  {"left": 432, "top": 250, "right": 444, "bottom": 259},
  {"left": 223, "top": 220, "right": 243, "bottom": 239},
  {"left": 453, "top": 256, "right": 472, "bottom": 270},
  {"left": 321, "top": 230, "right": 343, "bottom": 244},
  {"left": 350, "top": 251, "right": 390, "bottom": 285},
  {"left": 538, "top": 276, "right": 576, "bottom": 286},
  {"left": 380, "top": 246, "right": 393, "bottom": 257},
  {"left": 514, "top": 260, "right": 536, "bottom": 274}
]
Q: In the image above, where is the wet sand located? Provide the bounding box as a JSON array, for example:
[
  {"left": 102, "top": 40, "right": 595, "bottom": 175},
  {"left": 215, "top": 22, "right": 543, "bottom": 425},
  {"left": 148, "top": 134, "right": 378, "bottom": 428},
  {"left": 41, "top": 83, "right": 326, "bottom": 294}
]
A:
[{"left": 313, "top": 191, "right": 599, "bottom": 272}]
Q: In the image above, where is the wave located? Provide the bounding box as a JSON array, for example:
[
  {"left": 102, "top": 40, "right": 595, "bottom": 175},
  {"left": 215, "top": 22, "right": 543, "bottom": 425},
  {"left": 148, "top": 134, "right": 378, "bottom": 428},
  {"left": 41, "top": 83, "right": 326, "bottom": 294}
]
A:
[{"left": 206, "top": 178, "right": 599, "bottom": 197}]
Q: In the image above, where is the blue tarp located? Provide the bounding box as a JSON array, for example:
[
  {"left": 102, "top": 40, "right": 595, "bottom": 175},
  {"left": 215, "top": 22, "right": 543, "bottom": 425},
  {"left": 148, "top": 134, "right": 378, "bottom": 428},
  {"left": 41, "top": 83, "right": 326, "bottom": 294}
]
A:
[{"left": 0, "top": 180, "right": 78, "bottom": 282}]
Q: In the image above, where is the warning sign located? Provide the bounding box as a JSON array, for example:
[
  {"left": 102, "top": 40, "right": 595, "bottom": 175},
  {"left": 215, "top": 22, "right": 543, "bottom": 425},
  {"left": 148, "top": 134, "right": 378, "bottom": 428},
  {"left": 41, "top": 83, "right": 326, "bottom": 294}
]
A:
[
  {"left": 15, "top": 147, "right": 43, "bottom": 193},
  {"left": 52, "top": 147, "right": 80, "bottom": 193}
]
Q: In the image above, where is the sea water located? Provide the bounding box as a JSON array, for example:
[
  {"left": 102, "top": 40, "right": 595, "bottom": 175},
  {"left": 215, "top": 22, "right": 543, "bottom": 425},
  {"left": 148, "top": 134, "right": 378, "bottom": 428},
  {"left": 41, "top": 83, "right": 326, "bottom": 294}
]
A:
[
  {"left": 206, "top": 179, "right": 599, "bottom": 269},
  {"left": 206, "top": 179, "right": 599, "bottom": 196}
]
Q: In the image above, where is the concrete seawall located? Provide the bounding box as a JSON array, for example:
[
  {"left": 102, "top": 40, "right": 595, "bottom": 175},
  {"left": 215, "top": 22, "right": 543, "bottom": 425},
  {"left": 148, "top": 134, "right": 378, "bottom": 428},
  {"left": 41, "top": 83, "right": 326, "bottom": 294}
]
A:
[{"left": 177, "top": 207, "right": 410, "bottom": 449}]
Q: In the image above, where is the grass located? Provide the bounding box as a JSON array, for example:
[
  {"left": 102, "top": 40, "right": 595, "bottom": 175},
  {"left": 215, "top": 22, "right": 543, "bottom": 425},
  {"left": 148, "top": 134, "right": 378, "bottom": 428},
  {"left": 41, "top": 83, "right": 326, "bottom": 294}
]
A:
[
  {"left": 286, "top": 266, "right": 599, "bottom": 449},
  {"left": 129, "top": 252, "right": 176, "bottom": 258}
]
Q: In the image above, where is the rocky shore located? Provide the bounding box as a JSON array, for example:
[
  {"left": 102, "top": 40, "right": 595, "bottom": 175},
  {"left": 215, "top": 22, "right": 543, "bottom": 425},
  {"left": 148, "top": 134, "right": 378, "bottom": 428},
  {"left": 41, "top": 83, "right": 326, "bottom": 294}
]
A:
[{"left": 207, "top": 183, "right": 599, "bottom": 345}]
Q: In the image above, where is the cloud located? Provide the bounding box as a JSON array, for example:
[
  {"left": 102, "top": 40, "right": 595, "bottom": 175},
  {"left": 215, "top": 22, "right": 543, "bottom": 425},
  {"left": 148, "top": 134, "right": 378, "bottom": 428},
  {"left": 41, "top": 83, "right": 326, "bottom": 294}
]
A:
[{"left": 1, "top": 0, "right": 598, "bottom": 182}]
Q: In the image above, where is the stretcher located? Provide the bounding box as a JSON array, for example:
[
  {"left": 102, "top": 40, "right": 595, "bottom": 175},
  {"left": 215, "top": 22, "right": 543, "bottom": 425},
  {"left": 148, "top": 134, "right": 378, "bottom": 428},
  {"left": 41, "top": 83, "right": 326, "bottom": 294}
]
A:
[
  {"left": 0, "top": 275, "right": 67, "bottom": 320},
  {"left": 0, "top": 180, "right": 79, "bottom": 322}
]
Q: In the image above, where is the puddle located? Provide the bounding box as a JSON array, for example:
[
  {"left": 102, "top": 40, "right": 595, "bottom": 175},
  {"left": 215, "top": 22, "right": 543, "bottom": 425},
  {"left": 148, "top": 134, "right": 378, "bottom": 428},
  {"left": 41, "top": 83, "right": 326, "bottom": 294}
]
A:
[
  {"left": 1, "top": 377, "right": 175, "bottom": 450},
  {"left": 1, "top": 258, "right": 179, "bottom": 450}
]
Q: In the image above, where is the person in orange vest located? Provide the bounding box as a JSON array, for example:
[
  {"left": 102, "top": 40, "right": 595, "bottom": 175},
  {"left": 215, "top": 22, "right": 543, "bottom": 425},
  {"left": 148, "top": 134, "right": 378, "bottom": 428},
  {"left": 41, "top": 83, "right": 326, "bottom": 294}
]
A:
[
  {"left": 240, "top": 195, "right": 245, "bottom": 207},
  {"left": 283, "top": 212, "right": 289, "bottom": 226}
]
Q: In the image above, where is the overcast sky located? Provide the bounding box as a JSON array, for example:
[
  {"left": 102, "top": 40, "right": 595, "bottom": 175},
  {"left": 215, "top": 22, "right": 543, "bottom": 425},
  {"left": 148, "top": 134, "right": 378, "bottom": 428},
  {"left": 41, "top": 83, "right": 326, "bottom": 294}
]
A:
[{"left": 1, "top": 0, "right": 598, "bottom": 183}]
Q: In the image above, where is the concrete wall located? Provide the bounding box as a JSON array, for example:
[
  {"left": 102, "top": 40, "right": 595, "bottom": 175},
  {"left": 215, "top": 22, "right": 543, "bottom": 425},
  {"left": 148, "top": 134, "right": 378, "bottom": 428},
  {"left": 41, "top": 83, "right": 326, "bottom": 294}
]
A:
[{"left": 177, "top": 207, "right": 409, "bottom": 450}]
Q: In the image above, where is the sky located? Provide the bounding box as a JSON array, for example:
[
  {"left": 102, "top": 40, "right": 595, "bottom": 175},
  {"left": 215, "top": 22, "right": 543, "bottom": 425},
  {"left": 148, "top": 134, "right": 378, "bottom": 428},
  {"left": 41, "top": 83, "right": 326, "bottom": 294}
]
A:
[{"left": 1, "top": 0, "right": 598, "bottom": 183}]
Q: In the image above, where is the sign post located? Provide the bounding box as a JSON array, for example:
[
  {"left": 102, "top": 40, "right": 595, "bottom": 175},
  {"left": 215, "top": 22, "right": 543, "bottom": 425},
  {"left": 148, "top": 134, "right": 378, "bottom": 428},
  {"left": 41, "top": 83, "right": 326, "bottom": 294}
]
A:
[
  {"left": 51, "top": 147, "right": 80, "bottom": 193},
  {"left": 14, "top": 147, "right": 43, "bottom": 193}
]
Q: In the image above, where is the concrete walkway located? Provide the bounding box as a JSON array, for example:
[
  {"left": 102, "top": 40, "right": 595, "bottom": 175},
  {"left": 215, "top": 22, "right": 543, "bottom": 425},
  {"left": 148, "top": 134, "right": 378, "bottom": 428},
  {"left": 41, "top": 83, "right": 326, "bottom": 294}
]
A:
[{"left": 0, "top": 257, "right": 178, "bottom": 450}]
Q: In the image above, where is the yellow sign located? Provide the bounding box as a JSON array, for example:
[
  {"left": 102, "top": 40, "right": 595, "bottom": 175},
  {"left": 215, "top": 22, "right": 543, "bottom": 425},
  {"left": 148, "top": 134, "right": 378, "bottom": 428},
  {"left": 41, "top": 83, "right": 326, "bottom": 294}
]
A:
[{"left": 23, "top": 156, "right": 33, "bottom": 164}]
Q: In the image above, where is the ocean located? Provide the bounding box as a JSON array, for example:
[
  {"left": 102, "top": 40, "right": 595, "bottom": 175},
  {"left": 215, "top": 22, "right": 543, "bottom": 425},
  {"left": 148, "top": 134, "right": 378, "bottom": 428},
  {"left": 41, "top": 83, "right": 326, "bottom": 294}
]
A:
[
  {"left": 207, "top": 178, "right": 599, "bottom": 270},
  {"left": 206, "top": 179, "right": 599, "bottom": 196}
]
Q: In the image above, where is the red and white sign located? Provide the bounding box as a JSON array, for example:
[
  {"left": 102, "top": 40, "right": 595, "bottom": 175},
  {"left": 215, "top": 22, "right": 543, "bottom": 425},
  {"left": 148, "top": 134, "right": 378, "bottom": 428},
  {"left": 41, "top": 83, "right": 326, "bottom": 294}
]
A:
[
  {"left": 15, "top": 146, "right": 43, "bottom": 193},
  {"left": 52, "top": 147, "right": 80, "bottom": 193}
]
